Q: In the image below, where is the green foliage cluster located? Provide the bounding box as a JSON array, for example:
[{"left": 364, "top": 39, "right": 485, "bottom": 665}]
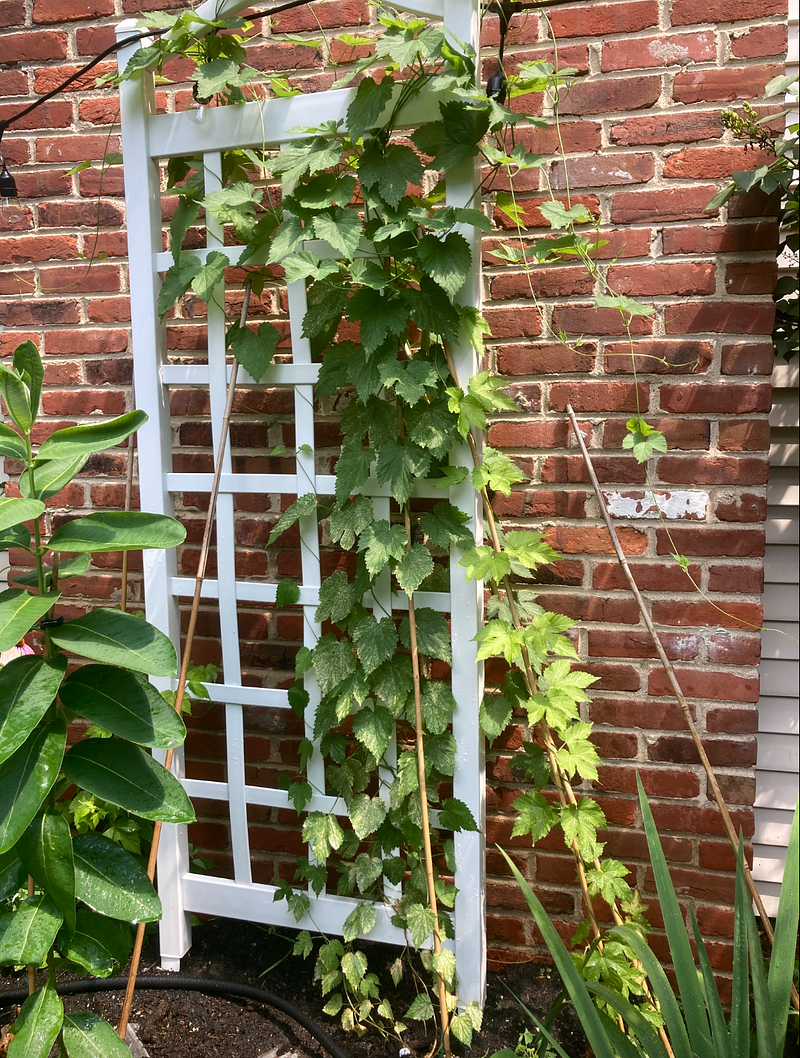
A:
[
  {"left": 0, "top": 342, "right": 189, "bottom": 1058},
  {"left": 707, "top": 74, "right": 799, "bottom": 361}
]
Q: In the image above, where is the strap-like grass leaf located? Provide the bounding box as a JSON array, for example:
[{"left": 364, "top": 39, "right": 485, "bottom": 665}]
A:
[
  {"left": 0, "top": 497, "right": 45, "bottom": 534},
  {"left": 62, "top": 1012, "right": 133, "bottom": 1058},
  {"left": 746, "top": 845, "right": 777, "bottom": 1058},
  {"left": 72, "top": 833, "right": 161, "bottom": 923},
  {"left": 7, "top": 981, "right": 63, "bottom": 1058},
  {"left": 48, "top": 511, "right": 186, "bottom": 554},
  {"left": 769, "top": 804, "right": 799, "bottom": 1058},
  {"left": 63, "top": 739, "right": 195, "bottom": 823},
  {"left": 690, "top": 908, "right": 730, "bottom": 1058},
  {"left": 60, "top": 664, "right": 185, "bottom": 749},
  {"left": 50, "top": 609, "right": 177, "bottom": 676},
  {"left": 0, "top": 720, "right": 66, "bottom": 854},
  {"left": 584, "top": 980, "right": 670, "bottom": 1058},
  {"left": 57, "top": 908, "right": 131, "bottom": 977},
  {"left": 0, "top": 894, "right": 63, "bottom": 966},
  {"left": 0, "top": 654, "right": 66, "bottom": 765},
  {"left": 18, "top": 811, "right": 75, "bottom": 936},
  {"left": 0, "top": 589, "right": 61, "bottom": 654},
  {"left": 37, "top": 409, "right": 146, "bottom": 462}
]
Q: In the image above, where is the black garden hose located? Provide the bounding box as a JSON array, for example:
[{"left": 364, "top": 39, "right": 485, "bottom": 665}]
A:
[{"left": 0, "top": 974, "right": 350, "bottom": 1058}]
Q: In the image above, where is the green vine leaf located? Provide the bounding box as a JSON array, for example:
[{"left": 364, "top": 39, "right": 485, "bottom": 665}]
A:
[
  {"left": 272, "top": 135, "right": 344, "bottom": 190},
  {"left": 479, "top": 693, "right": 512, "bottom": 745},
  {"left": 227, "top": 321, "right": 280, "bottom": 383},
  {"left": 395, "top": 543, "right": 434, "bottom": 595},
  {"left": 346, "top": 74, "right": 395, "bottom": 141},
  {"left": 438, "top": 798, "right": 478, "bottom": 833},
  {"left": 358, "top": 143, "right": 423, "bottom": 209},
  {"left": 587, "top": 859, "right": 632, "bottom": 905},
  {"left": 399, "top": 609, "right": 451, "bottom": 665},
  {"left": 329, "top": 495, "right": 374, "bottom": 550},
  {"left": 157, "top": 256, "right": 202, "bottom": 321},
  {"left": 268, "top": 493, "right": 317, "bottom": 545},
  {"left": 510, "top": 790, "right": 559, "bottom": 842},
  {"left": 406, "top": 903, "right": 436, "bottom": 949},
  {"left": 555, "top": 721, "right": 602, "bottom": 783},
  {"left": 350, "top": 794, "right": 387, "bottom": 840},
  {"left": 312, "top": 635, "right": 357, "bottom": 696},
  {"left": 416, "top": 232, "right": 472, "bottom": 298},
  {"left": 623, "top": 416, "right": 668, "bottom": 463},
  {"left": 561, "top": 797, "right": 606, "bottom": 862},
  {"left": 352, "top": 704, "right": 394, "bottom": 760},
  {"left": 342, "top": 901, "right": 377, "bottom": 943},
  {"left": 313, "top": 209, "right": 363, "bottom": 260},
  {"left": 375, "top": 441, "right": 431, "bottom": 505},
  {"left": 352, "top": 615, "right": 398, "bottom": 675},
  {"left": 302, "top": 812, "right": 344, "bottom": 862},
  {"left": 358, "top": 521, "right": 407, "bottom": 577},
  {"left": 471, "top": 446, "right": 525, "bottom": 497},
  {"left": 334, "top": 441, "right": 373, "bottom": 505},
  {"left": 420, "top": 503, "right": 472, "bottom": 551},
  {"left": 413, "top": 680, "right": 456, "bottom": 736},
  {"left": 315, "top": 570, "right": 356, "bottom": 625}
]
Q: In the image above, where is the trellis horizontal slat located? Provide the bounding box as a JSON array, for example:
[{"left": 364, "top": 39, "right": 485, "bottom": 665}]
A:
[
  {"left": 162, "top": 364, "right": 320, "bottom": 386},
  {"left": 165, "top": 472, "right": 449, "bottom": 499}
]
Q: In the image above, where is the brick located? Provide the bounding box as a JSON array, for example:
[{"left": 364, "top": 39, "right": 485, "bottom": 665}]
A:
[
  {"left": 715, "top": 492, "right": 767, "bottom": 522},
  {"left": 33, "top": 0, "right": 113, "bottom": 22},
  {"left": 550, "top": 153, "right": 655, "bottom": 189},
  {"left": 657, "top": 455, "right": 768, "bottom": 486},
  {"left": 591, "top": 729, "right": 639, "bottom": 758},
  {"left": 34, "top": 63, "right": 116, "bottom": 94},
  {"left": 611, "top": 186, "right": 720, "bottom": 223},
  {"left": 36, "top": 134, "right": 121, "bottom": 165},
  {"left": 590, "top": 698, "right": 690, "bottom": 730},
  {"left": 494, "top": 194, "right": 599, "bottom": 231},
  {"left": 1, "top": 300, "right": 81, "bottom": 326},
  {"left": 664, "top": 145, "right": 774, "bottom": 181},
  {"left": 481, "top": 11, "right": 541, "bottom": 47},
  {"left": 491, "top": 267, "right": 593, "bottom": 300},
  {"left": 673, "top": 65, "right": 781, "bottom": 104},
  {"left": 604, "top": 417, "right": 710, "bottom": 450},
  {"left": 671, "top": 0, "right": 786, "bottom": 24},
  {"left": 707, "top": 634, "right": 762, "bottom": 666},
  {"left": 483, "top": 305, "right": 542, "bottom": 339},
  {"left": 718, "top": 420, "right": 772, "bottom": 450},
  {"left": 728, "top": 187, "right": 781, "bottom": 218},
  {"left": 664, "top": 300, "right": 775, "bottom": 335},
  {"left": 0, "top": 235, "right": 79, "bottom": 265},
  {"left": 248, "top": 42, "right": 323, "bottom": 72},
  {"left": 663, "top": 221, "right": 779, "bottom": 256},
  {"left": 43, "top": 328, "right": 129, "bottom": 355},
  {"left": 86, "top": 298, "right": 132, "bottom": 323},
  {"left": 715, "top": 774, "right": 757, "bottom": 806},
  {"left": 657, "top": 527, "right": 765, "bottom": 557},
  {"left": 659, "top": 382, "right": 772, "bottom": 414},
  {"left": 0, "top": 30, "right": 67, "bottom": 61},
  {"left": 552, "top": 305, "right": 654, "bottom": 336},
  {"left": 649, "top": 734, "right": 757, "bottom": 768},
  {"left": 604, "top": 340, "right": 713, "bottom": 375},
  {"left": 39, "top": 264, "right": 122, "bottom": 295},
  {"left": 13, "top": 170, "right": 72, "bottom": 199},
  {"left": 608, "top": 262, "right": 716, "bottom": 297},
  {"left": 721, "top": 342, "right": 775, "bottom": 374},
  {"left": 497, "top": 342, "right": 596, "bottom": 375},
  {"left": 41, "top": 390, "right": 127, "bottom": 416},
  {"left": 549, "top": 1, "right": 658, "bottom": 37},
  {"left": 707, "top": 703, "right": 759, "bottom": 732},
  {"left": 38, "top": 201, "right": 125, "bottom": 229},
  {"left": 0, "top": 0, "right": 24, "bottom": 26},
  {"left": 541, "top": 454, "right": 646, "bottom": 484},
  {"left": 708, "top": 564, "right": 764, "bottom": 593},
  {"left": 0, "top": 101, "right": 72, "bottom": 132},
  {"left": 546, "top": 525, "right": 647, "bottom": 555},
  {"left": 76, "top": 24, "right": 116, "bottom": 53},
  {"left": 649, "top": 668, "right": 760, "bottom": 702},
  {"left": 491, "top": 43, "right": 590, "bottom": 78},
  {"left": 525, "top": 121, "right": 603, "bottom": 155},
  {"left": 486, "top": 420, "right": 569, "bottom": 448},
  {"left": 537, "top": 593, "right": 641, "bottom": 623},
  {"left": 592, "top": 561, "right": 701, "bottom": 592},
  {"left": 549, "top": 381, "right": 649, "bottom": 413},
  {"left": 653, "top": 598, "right": 763, "bottom": 631},
  {"left": 725, "top": 262, "right": 777, "bottom": 295},
  {"left": 598, "top": 764, "right": 701, "bottom": 798},
  {"left": 603, "top": 32, "right": 715, "bottom": 70},
  {"left": 610, "top": 111, "right": 723, "bottom": 146},
  {"left": 729, "top": 23, "right": 788, "bottom": 58},
  {"left": 589, "top": 630, "right": 701, "bottom": 661},
  {"left": 557, "top": 75, "right": 661, "bottom": 116}
]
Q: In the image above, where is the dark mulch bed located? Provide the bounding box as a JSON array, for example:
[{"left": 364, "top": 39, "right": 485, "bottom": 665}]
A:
[{"left": 2, "top": 918, "right": 587, "bottom": 1058}]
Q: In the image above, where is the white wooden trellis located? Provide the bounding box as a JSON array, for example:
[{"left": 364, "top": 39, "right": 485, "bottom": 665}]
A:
[{"left": 117, "top": 0, "right": 486, "bottom": 1007}]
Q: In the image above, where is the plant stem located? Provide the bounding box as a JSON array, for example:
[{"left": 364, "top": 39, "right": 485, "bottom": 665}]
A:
[
  {"left": 565, "top": 402, "right": 800, "bottom": 1012},
  {"left": 120, "top": 434, "right": 137, "bottom": 613},
  {"left": 403, "top": 500, "right": 451, "bottom": 1058}
]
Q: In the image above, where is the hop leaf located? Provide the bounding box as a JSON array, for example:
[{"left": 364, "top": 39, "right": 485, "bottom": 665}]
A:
[
  {"left": 395, "top": 543, "right": 434, "bottom": 595},
  {"left": 623, "top": 416, "right": 668, "bottom": 463}
]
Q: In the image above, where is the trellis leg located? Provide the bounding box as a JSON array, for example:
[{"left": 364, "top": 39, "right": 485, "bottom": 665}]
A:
[
  {"left": 443, "top": 0, "right": 486, "bottom": 1011},
  {"left": 116, "top": 21, "right": 191, "bottom": 971}
]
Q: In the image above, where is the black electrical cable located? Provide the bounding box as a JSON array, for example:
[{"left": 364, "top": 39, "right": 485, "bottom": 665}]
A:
[{"left": 0, "top": 974, "right": 351, "bottom": 1058}]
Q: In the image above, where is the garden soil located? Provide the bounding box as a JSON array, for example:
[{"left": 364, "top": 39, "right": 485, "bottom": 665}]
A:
[{"left": 2, "top": 918, "right": 587, "bottom": 1058}]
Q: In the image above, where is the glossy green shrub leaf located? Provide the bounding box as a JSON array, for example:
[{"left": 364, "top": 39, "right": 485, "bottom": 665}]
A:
[
  {"left": 0, "top": 497, "right": 45, "bottom": 534},
  {"left": 0, "top": 894, "right": 63, "bottom": 966},
  {"left": 0, "top": 848, "right": 25, "bottom": 901},
  {"left": 48, "top": 511, "right": 186, "bottom": 554},
  {"left": 50, "top": 609, "right": 177, "bottom": 676},
  {"left": 0, "top": 589, "right": 61, "bottom": 653},
  {"left": 0, "top": 423, "right": 27, "bottom": 462},
  {"left": 60, "top": 665, "right": 186, "bottom": 749},
  {"left": 58, "top": 908, "right": 131, "bottom": 977},
  {"left": 37, "top": 409, "right": 146, "bottom": 462},
  {"left": 13, "top": 340, "right": 44, "bottom": 424},
  {"left": 7, "top": 982, "right": 63, "bottom": 1058},
  {"left": 20, "top": 456, "right": 87, "bottom": 502},
  {"left": 0, "top": 720, "right": 66, "bottom": 854},
  {"left": 0, "top": 365, "right": 33, "bottom": 435},
  {"left": 62, "top": 1012, "right": 133, "bottom": 1058},
  {"left": 18, "top": 811, "right": 76, "bottom": 936},
  {"left": 0, "top": 523, "right": 30, "bottom": 553},
  {"left": 12, "top": 554, "right": 91, "bottom": 590},
  {"left": 63, "top": 739, "right": 195, "bottom": 823},
  {"left": 0, "top": 654, "right": 66, "bottom": 765},
  {"left": 72, "top": 832, "right": 161, "bottom": 923}
]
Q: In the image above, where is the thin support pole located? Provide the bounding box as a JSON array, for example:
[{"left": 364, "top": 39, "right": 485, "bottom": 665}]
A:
[
  {"left": 120, "top": 434, "right": 137, "bottom": 613},
  {"left": 564, "top": 403, "right": 800, "bottom": 1012},
  {"left": 118, "top": 281, "right": 253, "bottom": 1039}
]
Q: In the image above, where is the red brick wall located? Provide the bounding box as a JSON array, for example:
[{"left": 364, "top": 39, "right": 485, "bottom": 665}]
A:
[{"left": 0, "top": 0, "right": 786, "bottom": 978}]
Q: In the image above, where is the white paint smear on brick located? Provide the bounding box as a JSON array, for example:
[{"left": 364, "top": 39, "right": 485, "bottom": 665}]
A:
[{"left": 603, "top": 490, "right": 709, "bottom": 520}]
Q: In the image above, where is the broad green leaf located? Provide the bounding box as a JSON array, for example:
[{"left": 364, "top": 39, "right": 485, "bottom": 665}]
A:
[
  {"left": 371, "top": 655, "right": 413, "bottom": 710},
  {"left": 0, "top": 654, "right": 66, "bottom": 765},
  {"left": 328, "top": 495, "right": 373, "bottom": 550},
  {"left": 272, "top": 135, "right": 344, "bottom": 189},
  {"left": 0, "top": 589, "right": 61, "bottom": 653},
  {"left": 281, "top": 251, "right": 340, "bottom": 284},
  {"left": 342, "top": 900, "right": 377, "bottom": 942},
  {"left": 556, "top": 722, "right": 601, "bottom": 782},
  {"left": 313, "top": 634, "right": 357, "bottom": 695},
  {"left": 406, "top": 903, "right": 436, "bottom": 949},
  {"left": 511, "top": 790, "right": 559, "bottom": 842},
  {"left": 227, "top": 321, "right": 280, "bottom": 383},
  {"left": 623, "top": 416, "right": 668, "bottom": 463},
  {"left": 346, "top": 74, "right": 394, "bottom": 140},
  {"left": 438, "top": 797, "right": 478, "bottom": 833},
  {"left": 57, "top": 909, "right": 131, "bottom": 977},
  {"left": 62, "top": 1012, "right": 133, "bottom": 1058},
  {"left": 352, "top": 703, "right": 394, "bottom": 760},
  {"left": 399, "top": 609, "right": 451, "bottom": 665},
  {"left": 13, "top": 556, "right": 91, "bottom": 591},
  {"left": 313, "top": 208, "right": 362, "bottom": 259},
  {"left": 0, "top": 423, "right": 27, "bottom": 462},
  {"left": 595, "top": 291, "right": 655, "bottom": 318},
  {"left": 315, "top": 569, "right": 355, "bottom": 625},
  {"left": 429, "top": 464, "right": 469, "bottom": 489},
  {"left": 267, "top": 215, "right": 306, "bottom": 264},
  {"left": 561, "top": 797, "right": 606, "bottom": 861},
  {"left": 359, "top": 142, "right": 423, "bottom": 209},
  {"left": 0, "top": 894, "right": 62, "bottom": 966},
  {"left": 0, "top": 365, "right": 33, "bottom": 434},
  {"left": 38, "top": 410, "right": 147, "bottom": 463},
  {"left": 539, "top": 199, "right": 593, "bottom": 229},
  {"left": 587, "top": 859, "right": 632, "bottom": 905},
  {"left": 267, "top": 492, "right": 317, "bottom": 545},
  {"left": 0, "top": 720, "right": 66, "bottom": 854},
  {"left": 503, "top": 530, "right": 560, "bottom": 571},
  {"left": 471, "top": 446, "right": 524, "bottom": 497},
  {"left": 341, "top": 948, "right": 368, "bottom": 990},
  {"left": 407, "top": 276, "right": 461, "bottom": 341},
  {"left": 350, "top": 793, "right": 387, "bottom": 839},
  {"left": 63, "top": 739, "right": 195, "bottom": 823},
  {"left": 190, "top": 249, "right": 228, "bottom": 303},
  {"left": 358, "top": 521, "right": 407, "bottom": 577},
  {"left": 275, "top": 577, "right": 300, "bottom": 607},
  {"left": 193, "top": 56, "right": 238, "bottom": 97},
  {"left": 50, "top": 609, "right": 178, "bottom": 676},
  {"left": 419, "top": 503, "right": 472, "bottom": 550},
  {"left": 474, "top": 620, "right": 522, "bottom": 664},
  {"left": 354, "top": 853, "right": 383, "bottom": 893},
  {"left": 380, "top": 359, "right": 439, "bottom": 407},
  {"left": 18, "top": 811, "right": 75, "bottom": 936},
  {"left": 407, "top": 399, "right": 458, "bottom": 460},
  {"left": 59, "top": 665, "right": 186, "bottom": 749},
  {"left": 423, "top": 730, "right": 456, "bottom": 776},
  {"left": 0, "top": 848, "right": 25, "bottom": 901},
  {"left": 48, "top": 512, "right": 186, "bottom": 554},
  {"left": 406, "top": 992, "right": 434, "bottom": 1020},
  {"left": 72, "top": 832, "right": 161, "bottom": 923},
  {"left": 302, "top": 811, "right": 344, "bottom": 861},
  {"left": 411, "top": 99, "right": 489, "bottom": 171},
  {"left": 7, "top": 982, "right": 63, "bottom": 1058},
  {"left": 20, "top": 456, "right": 87, "bottom": 502},
  {"left": 0, "top": 497, "right": 45, "bottom": 534},
  {"left": 395, "top": 543, "right": 434, "bottom": 595},
  {"left": 352, "top": 615, "right": 397, "bottom": 675},
  {"left": 334, "top": 440, "right": 373, "bottom": 505},
  {"left": 168, "top": 195, "right": 199, "bottom": 260},
  {"left": 479, "top": 693, "right": 512, "bottom": 744},
  {"left": 416, "top": 231, "right": 472, "bottom": 298},
  {"left": 415, "top": 678, "right": 457, "bottom": 738}
]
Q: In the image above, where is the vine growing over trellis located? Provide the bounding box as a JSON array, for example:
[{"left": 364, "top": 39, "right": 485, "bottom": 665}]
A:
[{"left": 115, "top": 6, "right": 661, "bottom": 1047}]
